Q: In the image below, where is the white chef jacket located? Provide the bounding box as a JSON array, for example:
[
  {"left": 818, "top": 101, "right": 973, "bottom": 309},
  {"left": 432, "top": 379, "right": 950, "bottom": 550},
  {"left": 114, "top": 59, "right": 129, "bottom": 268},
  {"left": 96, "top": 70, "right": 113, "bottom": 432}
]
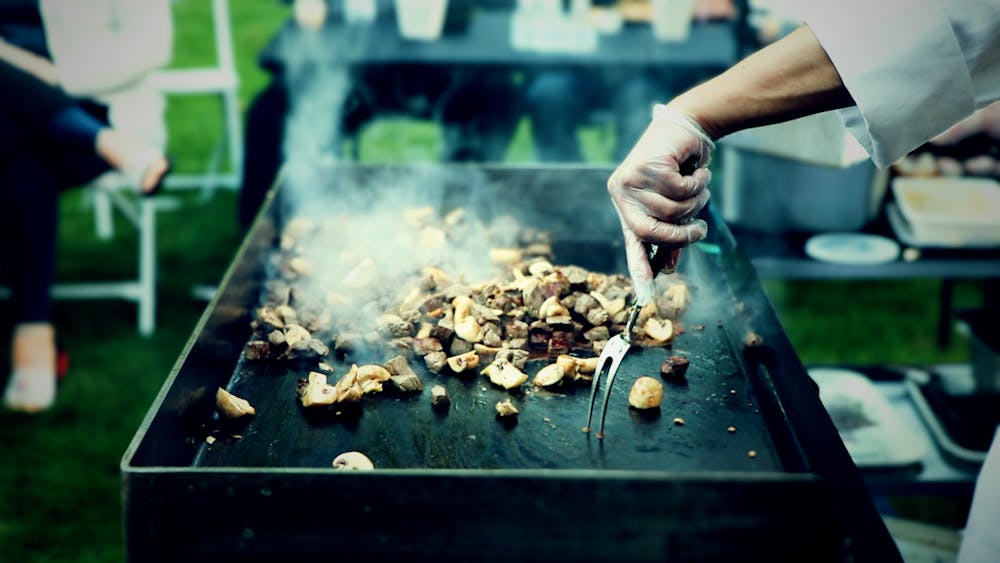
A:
[
  {"left": 801, "top": 0, "right": 1000, "bottom": 167},
  {"left": 39, "top": 0, "right": 173, "bottom": 148}
]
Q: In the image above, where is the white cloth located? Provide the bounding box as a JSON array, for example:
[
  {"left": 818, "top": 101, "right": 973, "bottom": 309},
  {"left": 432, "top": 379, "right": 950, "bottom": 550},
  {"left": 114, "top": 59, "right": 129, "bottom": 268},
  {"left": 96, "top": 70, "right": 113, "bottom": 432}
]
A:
[
  {"left": 39, "top": 0, "right": 174, "bottom": 148},
  {"left": 957, "top": 426, "right": 1000, "bottom": 563},
  {"left": 802, "top": 0, "right": 1000, "bottom": 167}
]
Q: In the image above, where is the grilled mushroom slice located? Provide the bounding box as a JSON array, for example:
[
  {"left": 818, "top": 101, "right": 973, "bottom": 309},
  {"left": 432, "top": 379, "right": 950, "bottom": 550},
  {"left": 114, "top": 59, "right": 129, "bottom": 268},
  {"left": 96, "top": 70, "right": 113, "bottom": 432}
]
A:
[
  {"left": 446, "top": 350, "right": 480, "bottom": 373},
  {"left": 332, "top": 451, "right": 374, "bottom": 470},
  {"left": 532, "top": 363, "right": 565, "bottom": 388},
  {"left": 482, "top": 359, "right": 529, "bottom": 390},
  {"left": 216, "top": 388, "right": 255, "bottom": 419},
  {"left": 628, "top": 377, "right": 664, "bottom": 410},
  {"left": 643, "top": 318, "right": 674, "bottom": 345}
]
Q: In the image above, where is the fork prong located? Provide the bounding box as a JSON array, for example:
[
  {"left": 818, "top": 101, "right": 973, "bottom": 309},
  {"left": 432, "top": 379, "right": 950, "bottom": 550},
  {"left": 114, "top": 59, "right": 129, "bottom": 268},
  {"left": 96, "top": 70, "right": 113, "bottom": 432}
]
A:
[
  {"left": 595, "top": 352, "right": 625, "bottom": 439},
  {"left": 583, "top": 349, "right": 614, "bottom": 434}
]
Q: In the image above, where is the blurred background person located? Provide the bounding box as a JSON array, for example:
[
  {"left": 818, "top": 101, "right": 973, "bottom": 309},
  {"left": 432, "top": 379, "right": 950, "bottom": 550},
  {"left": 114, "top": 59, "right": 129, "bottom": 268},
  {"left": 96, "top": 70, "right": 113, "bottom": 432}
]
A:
[
  {"left": 0, "top": 0, "right": 172, "bottom": 412},
  {"left": 523, "top": 0, "right": 735, "bottom": 162}
]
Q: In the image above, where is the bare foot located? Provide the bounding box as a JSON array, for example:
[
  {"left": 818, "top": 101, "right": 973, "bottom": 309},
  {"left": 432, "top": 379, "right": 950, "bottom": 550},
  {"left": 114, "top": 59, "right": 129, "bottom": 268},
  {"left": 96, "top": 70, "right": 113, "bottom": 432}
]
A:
[
  {"left": 95, "top": 129, "right": 169, "bottom": 194},
  {"left": 3, "top": 323, "right": 57, "bottom": 412}
]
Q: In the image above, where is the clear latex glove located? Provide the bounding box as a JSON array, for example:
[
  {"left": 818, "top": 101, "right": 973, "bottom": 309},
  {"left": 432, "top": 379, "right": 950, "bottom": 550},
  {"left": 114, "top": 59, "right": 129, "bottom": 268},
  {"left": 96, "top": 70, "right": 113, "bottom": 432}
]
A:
[{"left": 608, "top": 105, "right": 715, "bottom": 304}]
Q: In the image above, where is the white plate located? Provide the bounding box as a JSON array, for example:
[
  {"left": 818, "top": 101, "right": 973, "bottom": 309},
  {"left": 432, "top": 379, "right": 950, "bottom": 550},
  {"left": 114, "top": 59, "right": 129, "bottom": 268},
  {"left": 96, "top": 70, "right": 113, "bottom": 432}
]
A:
[
  {"left": 804, "top": 233, "right": 900, "bottom": 265},
  {"left": 810, "top": 368, "right": 929, "bottom": 467}
]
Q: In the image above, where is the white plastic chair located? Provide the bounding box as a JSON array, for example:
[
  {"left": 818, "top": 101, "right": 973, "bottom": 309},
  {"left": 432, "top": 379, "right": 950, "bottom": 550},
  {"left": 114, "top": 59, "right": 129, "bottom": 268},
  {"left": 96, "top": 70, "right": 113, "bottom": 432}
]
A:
[
  {"left": 81, "top": 0, "right": 241, "bottom": 336},
  {"left": 149, "top": 0, "right": 243, "bottom": 193}
]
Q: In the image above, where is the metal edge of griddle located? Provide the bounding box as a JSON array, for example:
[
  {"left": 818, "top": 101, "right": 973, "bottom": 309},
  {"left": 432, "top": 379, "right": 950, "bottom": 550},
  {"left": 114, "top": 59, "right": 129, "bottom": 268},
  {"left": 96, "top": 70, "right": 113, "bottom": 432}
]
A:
[
  {"left": 711, "top": 214, "right": 903, "bottom": 563},
  {"left": 121, "top": 168, "right": 283, "bottom": 470},
  {"left": 123, "top": 467, "right": 844, "bottom": 563}
]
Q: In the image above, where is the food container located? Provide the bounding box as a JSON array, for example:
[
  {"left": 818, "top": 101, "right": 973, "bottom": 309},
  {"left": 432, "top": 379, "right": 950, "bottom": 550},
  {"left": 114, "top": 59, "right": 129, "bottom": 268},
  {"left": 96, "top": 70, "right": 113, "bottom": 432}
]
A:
[
  {"left": 718, "top": 111, "right": 888, "bottom": 233},
  {"left": 889, "top": 176, "right": 1000, "bottom": 247},
  {"left": 394, "top": 0, "right": 448, "bottom": 40}
]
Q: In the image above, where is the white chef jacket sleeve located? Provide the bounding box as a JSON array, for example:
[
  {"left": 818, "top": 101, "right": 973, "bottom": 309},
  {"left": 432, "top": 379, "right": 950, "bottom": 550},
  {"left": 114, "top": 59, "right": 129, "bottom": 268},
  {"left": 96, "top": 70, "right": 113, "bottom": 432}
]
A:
[
  {"left": 957, "top": 426, "right": 1000, "bottom": 563},
  {"left": 40, "top": 0, "right": 173, "bottom": 97},
  {"left": 801, "top": 0, "right": 1000, "bottom": 168}
]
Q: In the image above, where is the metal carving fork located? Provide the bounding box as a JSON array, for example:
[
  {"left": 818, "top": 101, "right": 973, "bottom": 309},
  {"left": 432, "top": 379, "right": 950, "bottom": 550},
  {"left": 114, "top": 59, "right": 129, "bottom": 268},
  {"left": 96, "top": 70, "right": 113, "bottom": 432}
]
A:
[{"left": 583, "top": 245, "right": 680, "bottom": 439}]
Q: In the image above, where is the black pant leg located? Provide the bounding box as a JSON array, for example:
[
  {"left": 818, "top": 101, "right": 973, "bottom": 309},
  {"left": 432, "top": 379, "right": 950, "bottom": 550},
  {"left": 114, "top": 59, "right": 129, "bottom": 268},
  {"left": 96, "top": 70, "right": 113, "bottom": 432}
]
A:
[
  {"left": 239, "top": 79, "right": 288, "bottom": 232},
  {"left": 0, "top": 115, "right": 59, "bottom": 325}
]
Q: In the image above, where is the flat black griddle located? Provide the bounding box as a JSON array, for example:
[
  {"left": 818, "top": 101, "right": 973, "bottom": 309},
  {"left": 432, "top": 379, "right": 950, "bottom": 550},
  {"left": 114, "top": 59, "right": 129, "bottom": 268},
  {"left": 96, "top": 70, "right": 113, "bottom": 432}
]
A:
[{"left": 122, "top": 164, "right": 900, "bottom": 563}]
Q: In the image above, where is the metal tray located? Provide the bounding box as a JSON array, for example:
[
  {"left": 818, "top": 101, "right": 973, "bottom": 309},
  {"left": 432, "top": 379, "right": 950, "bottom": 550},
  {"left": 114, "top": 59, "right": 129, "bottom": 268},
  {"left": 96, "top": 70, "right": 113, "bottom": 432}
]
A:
[{"left": 122, "top": 164, "right": 899, "bottom": 562}]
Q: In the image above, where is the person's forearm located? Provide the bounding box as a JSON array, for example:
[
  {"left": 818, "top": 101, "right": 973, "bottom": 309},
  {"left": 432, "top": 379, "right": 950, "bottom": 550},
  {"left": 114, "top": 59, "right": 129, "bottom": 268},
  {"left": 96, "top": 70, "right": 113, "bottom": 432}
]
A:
[
  {"left": 0, "top": 38, "right": 59, "bottom": 86},
  {"left": 668, "top": 25, "right": 855, "bottom": 140}
]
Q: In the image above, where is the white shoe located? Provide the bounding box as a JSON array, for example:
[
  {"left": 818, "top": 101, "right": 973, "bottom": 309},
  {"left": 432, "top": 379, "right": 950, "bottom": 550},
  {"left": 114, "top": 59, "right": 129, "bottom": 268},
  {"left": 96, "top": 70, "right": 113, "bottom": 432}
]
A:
[{"left": 3, "top": 368, "right": 56, "bottom": 413}]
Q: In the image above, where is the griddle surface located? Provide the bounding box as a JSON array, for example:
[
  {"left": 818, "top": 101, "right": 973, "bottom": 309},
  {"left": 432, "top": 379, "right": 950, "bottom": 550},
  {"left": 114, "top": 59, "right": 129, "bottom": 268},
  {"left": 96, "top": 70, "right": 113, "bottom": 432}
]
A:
[{"left": 195, "top": 246, "right": 781, "bottom": 472}]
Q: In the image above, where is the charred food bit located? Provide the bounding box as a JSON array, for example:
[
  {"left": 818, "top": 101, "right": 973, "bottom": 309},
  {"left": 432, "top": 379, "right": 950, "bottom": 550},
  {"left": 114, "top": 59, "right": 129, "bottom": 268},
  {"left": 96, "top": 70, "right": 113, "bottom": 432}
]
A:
[
  {"left": 332, "top": 451, "right": 375, "bottom": 470},
  {"left": 431, "top": 385, "right": 450, "bottom": 411},
  {"left": 628, "top": 377, "right": 664, "bottom": 410},
  {"left": 216, "top": 388, "right": 256, "bottom": 419},
  {"left": 495, "top": 399, "right": 520, "bottom": 417},
  {"left": 659, "top": 355, "right": 690, "bottom": 378},
  {"left": 383, "top": 355, "right": 423, "bottom": 392},
  {"left": 424, "top": 351, "right": 448, "bottom": 374},
  {"left": 243, "top": 340, "right": 271, "bottom": 360}
]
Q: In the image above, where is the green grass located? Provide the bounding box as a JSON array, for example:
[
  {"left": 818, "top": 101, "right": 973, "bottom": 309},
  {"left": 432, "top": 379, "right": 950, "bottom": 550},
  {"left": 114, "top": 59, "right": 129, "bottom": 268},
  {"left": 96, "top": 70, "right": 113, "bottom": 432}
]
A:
[{"left": 0, "top": 2, "right": 985, "bottom": 561}]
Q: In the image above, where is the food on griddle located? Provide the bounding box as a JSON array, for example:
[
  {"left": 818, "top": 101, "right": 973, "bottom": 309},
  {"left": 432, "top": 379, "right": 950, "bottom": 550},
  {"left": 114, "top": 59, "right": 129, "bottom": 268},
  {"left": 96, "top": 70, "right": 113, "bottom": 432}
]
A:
[
  {"left": 747, "top": 450, "right": 757, "bottom": 459},
  {"left": 249, "top": 206, "right": 687, "bottom": 366},
  {"left": 216, "top": 388, "right": 256, "bottom": 419},
  {"left": 383, "top": 355, "right": 423, "bottom": 393},
  {"left": 642, "top": 318, "right": 674, "bottom": 345},
  {"left": 424, "top": 351, "right": 448, "bottom": 374},
  {"left": 673, "top": 417, "right": 685, "bottom": 426},
  {"left": 446, "top": 350, "right": 480, "bottom": 373},
  {"left": 659, "top": 355, "right": 690, "bottom": 379},
  {"left": 744, "top": 331, "right": 764, "bottom": 349},
  {"left": 495, "top": 399, "right": 519, "bottom": 417},
  {"left": 531, "top": 362, "right": 565, "bottom": 388},
  {"left": 355, "top": 365, "right": 392, "bottom": 394},
  {"left": 728, "top": 426, "right": 737, "bottom": 433},
  {"left": 251, "top": 206, "right": 693, "bottom": 427},
  {"left": 332, "top": 451, "right": 375, "bottom": 470},
  {"left": 573, "top": 356, "right": 598, "bottom": 375},
  {"left": 298, "top": 371, "right": 352, "bottom": 407},
  {"left": 297, "top": 364, "right": 388, "bottom": 408},
  {"left": 430, "top": 385, "right": 450, "bottom": 411},
  {"left": 628, "top": 377, "right": 664, "bottom": 410},
  {"left": 482, "top": 358, "right": 529, "bottom": 389}
]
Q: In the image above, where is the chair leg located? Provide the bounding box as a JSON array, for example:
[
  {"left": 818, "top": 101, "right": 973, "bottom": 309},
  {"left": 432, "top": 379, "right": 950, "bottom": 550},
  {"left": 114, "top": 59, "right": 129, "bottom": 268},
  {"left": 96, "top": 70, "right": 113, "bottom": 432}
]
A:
[
  {"left": 138, "top": 198, "right": 157, "bottom": 337},
  {"left": 95, "top": 189, "right": 115, "bottom": 240}
]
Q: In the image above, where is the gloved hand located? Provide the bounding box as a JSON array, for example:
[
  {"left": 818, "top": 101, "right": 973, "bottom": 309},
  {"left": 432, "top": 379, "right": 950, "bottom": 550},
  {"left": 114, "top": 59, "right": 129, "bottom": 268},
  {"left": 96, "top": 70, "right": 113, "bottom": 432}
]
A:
[{"left": 608, "top": 104, "right": 715, "bottom": 305}]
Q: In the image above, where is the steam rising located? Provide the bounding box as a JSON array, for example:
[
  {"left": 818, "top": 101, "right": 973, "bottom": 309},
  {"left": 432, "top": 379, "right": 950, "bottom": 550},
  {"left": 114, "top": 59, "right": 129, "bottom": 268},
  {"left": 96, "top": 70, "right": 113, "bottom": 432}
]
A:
[{"left": 274, "top": 28, "right": 523, "bottom": 337}]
